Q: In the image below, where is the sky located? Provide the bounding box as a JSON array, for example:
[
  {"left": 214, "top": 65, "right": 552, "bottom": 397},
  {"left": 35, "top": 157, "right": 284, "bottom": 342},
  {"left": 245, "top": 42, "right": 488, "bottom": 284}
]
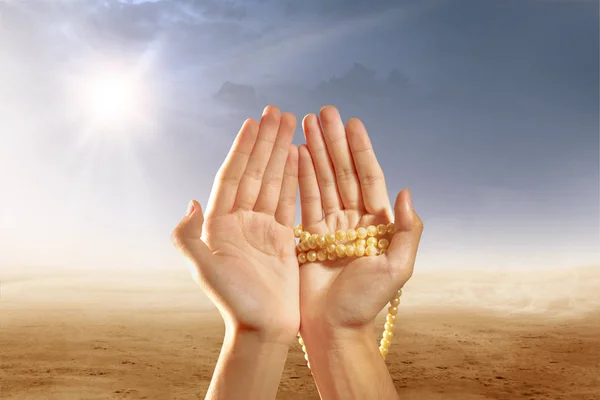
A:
[{"left": 0, "top": 0, "right": 598, "bottom": 273}]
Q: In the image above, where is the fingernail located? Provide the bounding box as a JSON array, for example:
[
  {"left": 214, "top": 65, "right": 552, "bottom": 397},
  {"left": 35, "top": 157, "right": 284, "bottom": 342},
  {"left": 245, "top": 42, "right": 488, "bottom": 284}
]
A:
[
  {"left": 406, "top": 190, "right": 413, "bottom": 209},
  {"left": 186, "top": 200, "right": 195, "bottom": 216}
]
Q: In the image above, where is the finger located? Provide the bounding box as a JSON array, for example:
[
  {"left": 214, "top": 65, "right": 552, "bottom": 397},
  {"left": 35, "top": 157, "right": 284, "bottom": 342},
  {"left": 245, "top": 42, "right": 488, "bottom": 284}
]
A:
[
  {"left": 303, "top": 113, "right": 343, "bottom": 216},
  {"left": 386, "top": 189, "right": 424, "bottom": 287},
  {"left": 254, "top": 112, "right": 296, "bottom": 215},
  {"left": 171, "top": 200, "right": 215, "bottom": 285},
  {"left": 319, "top": 105, "right": 364, "bottom": 210},
  {"left": 206, "top": 118, "right": 259, "bottom": 216},
  {"left": 298, "top": 144, "right": 323, "bottom": 226},
  {"left": 345, "top": 118, "right": 392, "bottom": 216},
  {"left": 274, "top": 144, "right": 299, "bottom": 228},
  {"left": 234, "top": 105, "right": 281, "bottom": 211}
]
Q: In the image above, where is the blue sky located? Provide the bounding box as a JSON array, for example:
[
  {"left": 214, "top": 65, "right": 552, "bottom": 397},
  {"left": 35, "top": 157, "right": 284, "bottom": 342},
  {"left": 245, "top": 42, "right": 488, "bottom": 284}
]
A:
[{"left": 0, "top": 0, "right": 598, "bottom": 271}]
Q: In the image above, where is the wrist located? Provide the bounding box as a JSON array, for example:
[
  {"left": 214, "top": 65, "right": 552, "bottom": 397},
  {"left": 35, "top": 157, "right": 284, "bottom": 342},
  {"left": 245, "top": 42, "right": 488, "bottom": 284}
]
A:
[
  {"left": 206, "top": 323, "right": 291, "bottom": 400},
  {"left": 225, "top": 321, "right": 297, "bottom": 348},
  {"left": 298, "top": 322, "right": 398, "bottom": 400},
  {"left": 300, "top": 320, "right": 375, "bottom": 350}
]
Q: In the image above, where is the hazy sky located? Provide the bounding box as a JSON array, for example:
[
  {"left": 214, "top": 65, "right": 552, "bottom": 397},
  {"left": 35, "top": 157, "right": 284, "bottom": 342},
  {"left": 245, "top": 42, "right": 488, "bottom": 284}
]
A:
[{"left": 0, "top": 0, "right": 598, "bottom": 272}]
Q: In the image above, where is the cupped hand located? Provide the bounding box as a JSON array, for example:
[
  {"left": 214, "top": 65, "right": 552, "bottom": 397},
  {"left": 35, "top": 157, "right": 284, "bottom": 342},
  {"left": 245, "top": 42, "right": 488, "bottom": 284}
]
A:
[
  {"left": 171, "top": 106, "right": 300, "bottom": 344},
  {"left": 297, "top": 106, "right": 423, "bottom": 332}
]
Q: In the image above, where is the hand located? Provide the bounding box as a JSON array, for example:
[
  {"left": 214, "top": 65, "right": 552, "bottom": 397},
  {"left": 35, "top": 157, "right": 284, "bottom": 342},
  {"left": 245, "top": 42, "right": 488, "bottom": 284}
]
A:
[
  {"left": 296, "top": 106, "right": 423, "bottom": 400},
  {"left": 298, "top": 106, "right": 423, "bottom": 332},
  {"left": 171, "top": 105, "right": 300, "bottom": 345}
]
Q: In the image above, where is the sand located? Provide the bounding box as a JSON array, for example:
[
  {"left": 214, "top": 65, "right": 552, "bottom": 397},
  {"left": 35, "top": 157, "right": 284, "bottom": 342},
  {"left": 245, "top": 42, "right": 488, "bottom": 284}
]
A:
[{"left": 1, "top": 266, "right": 599, "bottom": 400}]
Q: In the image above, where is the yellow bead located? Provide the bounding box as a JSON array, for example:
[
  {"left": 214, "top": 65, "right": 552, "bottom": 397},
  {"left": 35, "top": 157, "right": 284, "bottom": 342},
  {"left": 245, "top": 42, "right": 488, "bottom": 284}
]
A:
[
  {"left": 310, "top": 234, "right": 319, "bottom": 249},
  {"left": 327, "top": 252, "right": 337, "bottom": 261},
  {"left": 367, "top": 225, "right": 377, "bottom": 237},
  {"left": 298, "top": 337, "right": 304, "bottom": 345},
  {"left": 384, "top": 322, "right": 394, "bottom": 331},
  {"left": 345, "top": 244, "right": 355, "bottom": 257},
  {"left": 300, "top": 231, "right": 310, "bottom": 242},
  {"left": 386, "top": 314, "right": 396, "bottom": 323},
  {"left": 380, "top": 338, "right": 391, "bottom": 349},
  {"left": 298, "top": 252, "right": 307, "bottom": 264},
  {"left": 325, "top": 233, "right": 336, "bottom": 244},
  {"left": 366, "top": 237, "right": 378, "bottom": 247},
  {"left": 377, "top": 224, "right": 387, "bottom": 235},
  {"left": 299, "top": 241, "right": 310, "bottom": 251},
  {"left": 388, "top": 306, "right": 398, "bottom": 315},
  {"left": 317, "top": 235, "right": 327, "bottom": 248},
  {"left": 301, "top": 345, "right": 307, "bottom": 353},
  {"left": 304, "top": 353, "right": 309, "bottom": 361},
  {"left": 327, "top": 243, "right": 337, "bottom": 253},
  {"left": 384, "top": 330, "right": 393, "bottom": 340},
  {"left": 380, "top": 248, "right": 387, "bottom": 255},
  {"left": 356, "top": 227, "right": 367, "bottom": 239},
  {"left": 317, "top": 249, "right": 327, "bottom": 261},
  {"left": 307, "top": 361, "right": 311, "bottom": 369},
  {"left": 378, "top": 238, "right": 390, "bottom": 249},
  {"left": 355, "top": 239, "right": 366, "bottom": 248},
  {"left": 346, "top": 228, "right": 357, "bottom": 240},
  {"left": 335, "top": 229, "right": 346, "bottom": 241},
  {"left": 294, "top": 225, "right": 303, "bottom": 237},
  {"left": 380, "top": 347, "right": 388, "bottom": 357},
  {"left": 307, "top": 250, "right": 317, "bottom": 262},
  {"left": 365, "top": 245, "right": 378, "bottom": 256},
  {"left": 390, "top": 298, "right": 400, "bottom": 307},
  {"left": 335, "top": 244, "right": 346, "bottom": 257},
  {"left": 386, "top": 222, "right": 396, "bottom": 234},
  {"left": 396, "top": 289, "right": 403, "bottom": 298},
  {"left": 354, "top": 245, "right": 366, "bottom": 257}
]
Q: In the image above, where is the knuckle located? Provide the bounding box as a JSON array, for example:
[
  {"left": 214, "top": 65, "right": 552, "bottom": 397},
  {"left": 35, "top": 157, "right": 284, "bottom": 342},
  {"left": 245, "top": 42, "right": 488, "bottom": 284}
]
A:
[
  {"left": 279, "top": 195, "right": 296, "bottom": 207},
  {"left": 217, "top": 172, "right": 241, "bottom": 185},
  {"left": 360, "top": 173, "right": 385, "bottom": 186},
  {"left": 170, "top": 228, "right": 186, "bottom": 249},
  {"left": 236, "top": 197, "right": 255, "bottom": 210},
  {"left": 336, "top": 167, "right": 357, "bottom": 181},
  {"left": 319, "top": 177, "right": 337, "bottom": 189},
  {"left": 414, "top": 215, "right": 424, "bottom": 230},
  {"left": 301, "top": 195, "right": 321, "bottom": 205},
  {"left": 328, "top": 134, "right": 347, "bottom": 146},
  {"left": 263, "top": 173, "right": 282, "bottom": 187},
  {"left": 351, "top": 146, "right": 373, "bottom": 155},
  {"left": 244, "top": 166, "right": 264, "bottom": 181}
]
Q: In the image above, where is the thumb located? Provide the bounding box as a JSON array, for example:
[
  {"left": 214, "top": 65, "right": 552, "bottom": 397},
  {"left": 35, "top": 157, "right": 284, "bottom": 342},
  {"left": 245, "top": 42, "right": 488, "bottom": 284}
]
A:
[
  {"left": 171, "top": 200, "right": 214, "bottom": 283},
  {"left": 386, "top": 189, "right": 424, "bottom": 286}
]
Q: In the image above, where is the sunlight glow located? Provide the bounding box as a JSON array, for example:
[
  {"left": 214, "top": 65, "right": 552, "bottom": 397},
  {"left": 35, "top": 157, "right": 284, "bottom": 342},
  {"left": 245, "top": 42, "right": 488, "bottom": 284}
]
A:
[
  {"left": 86, "top": 73, "right": 138, "bottom": 123},
  {"left": 65, "top": 58, "right": 158, "bottom": 145}
]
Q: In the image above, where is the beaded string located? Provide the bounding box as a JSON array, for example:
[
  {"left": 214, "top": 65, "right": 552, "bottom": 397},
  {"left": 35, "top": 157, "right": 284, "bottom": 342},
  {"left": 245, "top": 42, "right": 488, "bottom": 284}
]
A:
[{"left": 293, "top": 223, "right": 403, "bottom": 369}]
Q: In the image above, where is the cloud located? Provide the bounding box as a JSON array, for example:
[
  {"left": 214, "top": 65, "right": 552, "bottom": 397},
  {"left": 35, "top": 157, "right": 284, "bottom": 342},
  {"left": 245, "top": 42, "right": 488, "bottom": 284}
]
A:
[
  {"left": 281, "top": 0, "right": 422, "bottom": 19},
  {"left": 311, "top": 63, "right": 415, "bottom": 108},
  {"left": 0, "top": 0, "right": 260, "bottom": 67},
  {"left": 213, "top": 81, "right": 259, "bottom": 110}
]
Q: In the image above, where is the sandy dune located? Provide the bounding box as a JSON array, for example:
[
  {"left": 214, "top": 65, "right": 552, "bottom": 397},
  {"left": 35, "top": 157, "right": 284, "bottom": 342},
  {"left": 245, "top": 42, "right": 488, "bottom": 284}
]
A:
[{"left": 1, "top": 266, "right": 599, "bottom": 399}]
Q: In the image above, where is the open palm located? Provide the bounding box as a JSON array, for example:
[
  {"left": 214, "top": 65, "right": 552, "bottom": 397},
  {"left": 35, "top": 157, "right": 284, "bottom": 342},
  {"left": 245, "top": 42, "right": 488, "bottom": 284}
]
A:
[
  {"left": 297, "top": 106, "right": 423, "bottom": 329},
  {"left": 171, "top": 106, "right": 300, "bottom": 342}
]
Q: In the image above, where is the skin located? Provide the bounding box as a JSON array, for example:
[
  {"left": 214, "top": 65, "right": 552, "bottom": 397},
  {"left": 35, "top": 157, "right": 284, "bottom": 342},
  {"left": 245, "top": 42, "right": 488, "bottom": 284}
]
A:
[
  {"left": 171, "top": 104, "right": 424, "bottom": 400},
  {"left": 171, "top": 105, "right": 300, "bottom": 400},
  {"left": 297, "top": 106, "right": 424, "bottom": 400}
]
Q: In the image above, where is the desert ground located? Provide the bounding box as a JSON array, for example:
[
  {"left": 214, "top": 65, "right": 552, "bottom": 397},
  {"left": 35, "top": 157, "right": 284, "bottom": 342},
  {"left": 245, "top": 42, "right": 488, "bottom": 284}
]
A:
[{"left": 1, "top": 265, "right": 599, "bottom": 400}]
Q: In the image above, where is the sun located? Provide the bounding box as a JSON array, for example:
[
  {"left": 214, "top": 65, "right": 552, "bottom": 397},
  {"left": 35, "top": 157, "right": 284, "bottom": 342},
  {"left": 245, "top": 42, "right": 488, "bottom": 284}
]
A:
[
  {"left": 65, "top": 60, "right": 158, "bottom": 144},
  {"left": 84, "top": 71, "right": 140, "bottom": 123},
  {"left": 87, "top": 73, "right": 137, "bottom": 122}
]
